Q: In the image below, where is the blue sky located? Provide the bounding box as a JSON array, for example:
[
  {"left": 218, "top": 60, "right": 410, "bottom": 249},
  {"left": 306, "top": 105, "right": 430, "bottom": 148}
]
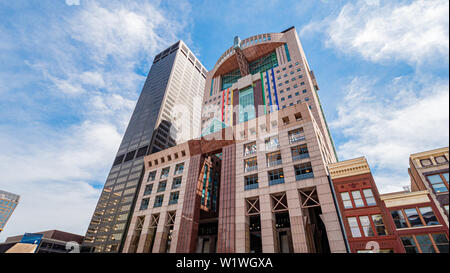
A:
[{"left": 0, "top": 0, "right": 448, "bottom": 241}]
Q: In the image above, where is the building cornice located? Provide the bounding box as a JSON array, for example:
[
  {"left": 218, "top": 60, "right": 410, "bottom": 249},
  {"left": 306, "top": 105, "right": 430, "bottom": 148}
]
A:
[{"left": 328, "top": 157, "right": 371, "bottom": 179}]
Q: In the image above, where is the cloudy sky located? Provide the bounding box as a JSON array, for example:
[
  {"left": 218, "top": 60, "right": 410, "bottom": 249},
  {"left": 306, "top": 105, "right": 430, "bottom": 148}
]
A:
[{"left": 0, "top": 0, "right": 448, "bottom": 241}]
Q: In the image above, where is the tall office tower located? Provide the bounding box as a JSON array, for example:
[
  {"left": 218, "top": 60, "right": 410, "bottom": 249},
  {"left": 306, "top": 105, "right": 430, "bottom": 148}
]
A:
[
  {"left": 0, "top": 190, "right": 20, "bottom": 233},
  {"left": 83, "top": 41, "right": 207, "bottom": 253},
  {"left": 122, "top": 27, "right": 347, "bottom": 253}
]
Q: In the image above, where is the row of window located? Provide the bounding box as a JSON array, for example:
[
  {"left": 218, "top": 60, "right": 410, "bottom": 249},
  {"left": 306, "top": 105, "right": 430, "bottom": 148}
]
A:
[
  {"left": 244, "top": 144, "right": 310, "bottom": 172},
  {"left": 391, "top": 206, "right": 439, "bottom": 229},
  {"left": 419, "top": 155, "right": 448, "bottom": 167},
  {"left": 243, "top": 128, "right": 306, "bottom": 157},
  {"left": 340, "top": 189, "right": 376, "bottom": 209},
  {"left": 401, "top": 233, "right": 448, "bottom": 253},
  {"left": 244, "top": 163, "right": 314, "bottom": 190},
  {"left": 143, "top": 176, "right": 182, "bottom": 196},
  {"left": 348, "top": 214, "right": 387, "bottom": 238},
  {"left": 147, "top": 163, "right": 185, "bottom": 181},
  {"left": 140, "top": 191, "right": 180, "bottom": 210}
]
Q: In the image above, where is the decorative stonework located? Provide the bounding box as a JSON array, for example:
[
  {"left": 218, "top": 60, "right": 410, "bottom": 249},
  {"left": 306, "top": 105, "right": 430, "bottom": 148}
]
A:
[{"left": 328, "top": 157, "right": 371, "bottom": 179}]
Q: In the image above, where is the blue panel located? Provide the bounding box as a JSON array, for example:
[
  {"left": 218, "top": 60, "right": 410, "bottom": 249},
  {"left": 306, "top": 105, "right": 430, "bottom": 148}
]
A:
[
  {"left": 270, "top": 68, "right": 280, "bottom": 111},
  {"left": 265, "top": 70, "right": 273, "bottom": 112}
]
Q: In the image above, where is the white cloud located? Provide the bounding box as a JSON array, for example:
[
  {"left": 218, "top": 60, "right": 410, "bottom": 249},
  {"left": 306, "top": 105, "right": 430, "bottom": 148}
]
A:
[
  {"left": 331, "top": 75, "right": 449, "bottom": 192},
  {"left": 301, "top": 0, "right": 449, "bottom": 66},
  {"left": 0, "top": 0, "right": 191, "bottom": 241}
]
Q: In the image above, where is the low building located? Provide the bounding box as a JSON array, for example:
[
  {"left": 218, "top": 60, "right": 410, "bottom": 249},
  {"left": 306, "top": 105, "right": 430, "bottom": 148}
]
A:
[
  {"left": 408, "top": 147, "right": 449, "bottom": 226},
  {"left": 328, "top": 157, "right": 403, "bottom": 253},
  {"left": 0, "top": 230, "right": 85, "bottom": 253},
  {"left": 381, "top": 190, "right": 449, "bottom": 253}
]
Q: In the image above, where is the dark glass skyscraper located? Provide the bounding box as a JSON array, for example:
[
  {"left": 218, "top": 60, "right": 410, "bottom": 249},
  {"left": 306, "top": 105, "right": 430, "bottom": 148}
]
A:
[{"left": 83, "top": 41, "right": 206, "bottom": 252}]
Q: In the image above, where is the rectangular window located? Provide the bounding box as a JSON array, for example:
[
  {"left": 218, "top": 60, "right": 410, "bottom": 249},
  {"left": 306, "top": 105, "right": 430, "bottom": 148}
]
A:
[
  {"left": 348, "top": 217, "right": 362, "bottom": 238},
  {"left": 341, "top": 192, "right": 353, "bottom": 209},
  {"left": 147, "top": 171, "right": 156, "bottom": 182},
  {"left": 265, "top": 136, "right": 280, "bottom": 150},
  {"left": 404, "top": 208, "right": 423, "bottom": 227},
  {"left": 143, "top": 184, "right": 153, "bottom": 196},
  {"left": 172, "top": 177, "right": 182, "bottom": 189},
  {"left": 363, "top": 189, "right": 376, "bottom": 206},
  {"left": 288, "top": 128, "right": 305, "bottom": 144},
  {"left": 427, "top": 173, "right": 449, "bottom": 193},
  {"left": 351, "top": 190, "right": 364, "bottom": 208},
  {"left": 174, "top": 163, "right": 184, "bottom": 175},
  {"left": 294, "top": 162, "right": 314, "bottom": 180},
  {"left": 157, "top": 181, "right": 167, "bottom": 192},
  {"left": 391, "top": 210, "right": 408, "bottom": 228},
  {"left": 268, "top": 169, "right": 285, "bottom": 186},
  {"left": 160, "top": 167, "right": 170, "bottom": 179},
  {"left": 154, "top": 195, "right": 164, "bottom": 208},
  {"left": 245, "top": 174, "right": 259, "bottom": 190},
  {"left": 418, "top": 207, "right": 439, "bottom": 226},
  {"left": 169, "top": 191, "right": 179, "bottom": 205},
  {"left": 371, "top": 214, "right": 387, "bottom": 236},
  {"left": 416, "top": 234, "right": 436, "bottom": 253},
  {"left": 239, "top": 86, "right": 256, "bottom": 124},
  {"left": 432, "top": 233, "right": 449, "bottom": 253},
  {"left": 359, "top": 216, "right": 375, "bottom": 237},
  {"left": 401, "top": 236, "right": 419, "bottom": 253},
  {"left": 266, "top": 151, "right": 282, "bottom": 167},
  {"left": 291, "top": 144, "right": 309, "bottom": 161},
  {"left": 140, "top": 198, "right": 149, "bottom": 210},
  {"left": 244, "top": 142, "right": 257, "bottom": 156},
  {"left": 244, "top": 157, "right": 258, "bottom": 172}
]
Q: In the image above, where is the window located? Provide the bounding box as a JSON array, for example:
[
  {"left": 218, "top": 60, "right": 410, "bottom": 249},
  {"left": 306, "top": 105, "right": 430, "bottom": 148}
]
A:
[
  {"left": 147, "top": 171, "right": 156, "bottom": 182},
  {"left": 294, "top": 162, "right": 314, "bottom": 180},
  {"left": 351, "top": 191, "right": 364, "bottom": 208},
  {"left": 244, "top": 142, "right": 257, "bottom": 156},
  {"left": 444, "top": 204, "right": 449, "bottom": 214},
  {"left": 291, "top": 144, "right": 309, "bottom": 161},
  {"left": 341, "top": 192, "right": 353, "bottom": 209},
  {"left": 160, "top": 167, "right": 170, "bottom": 179},
  {"left": 140, "top": 198, "right": 149, "bottom": 210},
  {"left": 268, "top": 169, "right": 285, "bottom": 186},
  {"left": 401, "top": 236, "right": 419, "bottom": 253},
  {"left": 418, "top": 207, "right": 439, "bottom": 225},
  {"left": 174, "top": 163, "right": 184, "bottom": 175},
  {"left": 420, "top": 158, "right": 433, "bottom": 166},
  {"left": 371, "top": 214, "right": 387, "bottom": 236},
  {"left": 391, "top": 206, "right": 439, "bottom": 229},
  {"left": 363, "top": 189, "right": 376, "bottom": 206},
  {"left": 245, "top": 174, "right": 259, "bottom": 190},
  {"left": 359, "top": 216, "right": 375, "bottom": 237},
  {"left": 402, "top": 234, "right": 449, "bottom": 253},
  {"left": 157, "top": 181, "right": 167, "bottom": 192},
  {"left": 266, "top": 151, "right": 282, "bottom": 167},
  {"left": 172, "top": 177, "right": 182, "bottom": 189},
  {"left": 265, "top": 136, "right": 280, "bottom": 150},
  {"left": 302, "top": 89, "right": 307, "bottom": 94},
  {"left": 288, "top": 128, "right": 305, "bottom": 144},
  {"left": 391, "top": 210, "right": 408, "bottom": 228},
  {"left": 427, "top": 173, "right": 449, "bottom": 193},
  {"left": 143, "top": 184, "right": 153, "bottom": 196},
  {"left": 169, "top": 191, "right": 179, "bottom": 205},
  {"left": 348, "top": 217, "right": 361, "bottom": 238},
  {"left": 154, "top": 195, "right": 164, "bottom": 207},
  {"left": 244, "top": 157, "right": 258, "bottom": 172},
  {"left": 404, "top": 208, "right": 423, "bottom": 227}
]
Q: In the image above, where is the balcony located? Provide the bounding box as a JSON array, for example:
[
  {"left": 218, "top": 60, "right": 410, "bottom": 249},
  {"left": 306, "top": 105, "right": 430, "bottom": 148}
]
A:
[
  {"left": 269, "top": 178, "right": 285, "bottom": 186},
  {"left": 267, "top": 159, "right": 282, "bottom": 167},
  {"left": 174, "top": 169, "right": 183, "bottom": 175},
  {"left": 154, "top": 202, "right": 163, "bottom": 208},
  {"left": 244, "top": 183, "right": 259, "bottom": 191},
  {"left": 245, "top": 165, "right": 258, "bottom": 172},
  {"left": 292, "top": 153, "right": 310, "bottom": 161},
  {"left": 295, "top": 173, "right": 314, "bottom": 180},
  {"left": 289, "top": 134, "right": 305, "bottom": 144}
]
